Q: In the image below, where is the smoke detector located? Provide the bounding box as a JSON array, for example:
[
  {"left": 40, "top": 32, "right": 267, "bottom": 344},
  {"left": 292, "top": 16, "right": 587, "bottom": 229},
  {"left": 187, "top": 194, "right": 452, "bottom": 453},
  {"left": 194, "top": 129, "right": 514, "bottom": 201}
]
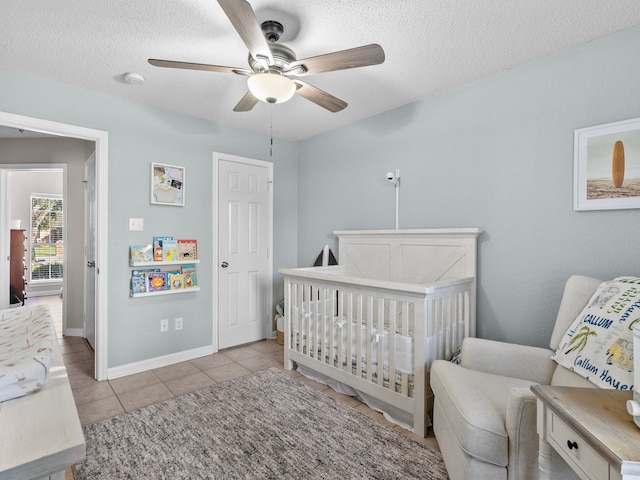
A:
[{"left": 124, "top": 72, "right": 145, "bottom": 85}]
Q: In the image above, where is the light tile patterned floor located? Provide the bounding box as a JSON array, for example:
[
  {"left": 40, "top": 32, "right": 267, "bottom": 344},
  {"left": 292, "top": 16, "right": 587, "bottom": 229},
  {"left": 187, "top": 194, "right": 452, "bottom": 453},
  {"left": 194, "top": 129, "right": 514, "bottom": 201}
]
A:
[{"left": 31, "top": 295, "right": 440, "bottom": 478}]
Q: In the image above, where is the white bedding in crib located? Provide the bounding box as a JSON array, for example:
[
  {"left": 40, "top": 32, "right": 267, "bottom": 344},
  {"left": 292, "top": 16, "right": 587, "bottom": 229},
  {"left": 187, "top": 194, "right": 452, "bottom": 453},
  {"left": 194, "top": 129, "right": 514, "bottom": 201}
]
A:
[
  {"left": 292, "top": 315, "right": 464, "bottom": 399},
  {"left": 0, "top": 305, "right": 54, "bottom": 402},
  {"left": 293, "top": 322, "right": 464, "bottom": 432},
  {"left": 292, "top": 305, "right": 414, "bottom": 364}
]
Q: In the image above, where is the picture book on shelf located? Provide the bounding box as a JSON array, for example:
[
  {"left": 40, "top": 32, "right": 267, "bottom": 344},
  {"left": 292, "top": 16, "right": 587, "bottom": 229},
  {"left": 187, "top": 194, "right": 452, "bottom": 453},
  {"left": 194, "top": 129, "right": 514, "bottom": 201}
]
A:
[
  {"left": 131, "top": 273, "right": 148, "bottom": 294},
  {"left": 147, "top": 271, "right": 167, "bottom": 292},
  {"left": 131, "top": 267, "right": 161, "bottom": 294},
  {"left": 162, "top": 239, "right": 178, "bottom": 261},
  {"left": 130, "top": 244, "right": 153, "bottom": 264},
  {"left": 182, "top": 263, "right": 198, "bottom": 288},
  {"left": 153, "top": 236, "right": 174, "bottom": 262},
  {"left": 168, "top": 272, "right": 184, "bottom": 290},
  {"left": 177, "top": 239, "right": 198, "bottom": 260}
]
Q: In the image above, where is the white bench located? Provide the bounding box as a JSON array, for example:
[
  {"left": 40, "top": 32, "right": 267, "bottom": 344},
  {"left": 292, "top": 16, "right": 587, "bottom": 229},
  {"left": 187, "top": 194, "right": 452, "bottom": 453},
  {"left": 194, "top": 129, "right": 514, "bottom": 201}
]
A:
[{"left": 0, "top": 306, "right": 85, "bottom": 480}]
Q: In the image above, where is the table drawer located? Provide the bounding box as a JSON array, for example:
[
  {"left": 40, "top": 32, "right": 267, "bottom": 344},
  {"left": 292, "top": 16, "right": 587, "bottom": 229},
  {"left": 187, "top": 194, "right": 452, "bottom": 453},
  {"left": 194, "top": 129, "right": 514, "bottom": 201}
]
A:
[{"left": 547, "top": 411, "right": 608, "bottom": 480}]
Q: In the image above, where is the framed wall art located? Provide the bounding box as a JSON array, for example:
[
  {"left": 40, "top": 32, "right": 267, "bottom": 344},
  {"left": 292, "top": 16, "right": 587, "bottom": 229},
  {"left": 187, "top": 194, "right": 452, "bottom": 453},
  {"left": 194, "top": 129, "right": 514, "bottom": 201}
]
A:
[
  {"left": 574, "top": 117, "right": 640, "bottom": 211},
  {"left": 151, "top": 162, "right": 184, "bottom": 206}
]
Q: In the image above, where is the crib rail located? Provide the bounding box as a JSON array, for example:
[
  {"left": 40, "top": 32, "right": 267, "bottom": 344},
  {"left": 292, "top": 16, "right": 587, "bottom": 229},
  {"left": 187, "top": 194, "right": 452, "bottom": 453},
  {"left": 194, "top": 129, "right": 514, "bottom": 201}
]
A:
[{"left": 279, "top": 266, "right": 473, "bottom": 436}]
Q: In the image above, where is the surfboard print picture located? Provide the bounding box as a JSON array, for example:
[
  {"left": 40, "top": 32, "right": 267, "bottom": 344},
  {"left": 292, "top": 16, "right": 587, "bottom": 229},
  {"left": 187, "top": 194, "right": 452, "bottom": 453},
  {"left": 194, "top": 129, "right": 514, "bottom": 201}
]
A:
[{"left": 574, "top": 117, "right": 640, "bottom": 210}]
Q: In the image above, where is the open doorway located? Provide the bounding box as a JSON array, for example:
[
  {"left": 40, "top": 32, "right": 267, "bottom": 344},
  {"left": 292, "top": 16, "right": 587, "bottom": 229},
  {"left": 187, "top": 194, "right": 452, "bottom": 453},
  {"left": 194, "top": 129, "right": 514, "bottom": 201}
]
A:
[
  {"left": 8, "top": 167, "right": 64, "bottom": 304},
  {"left": 0, "top": 111, "right": 109, "bottom": 380}
]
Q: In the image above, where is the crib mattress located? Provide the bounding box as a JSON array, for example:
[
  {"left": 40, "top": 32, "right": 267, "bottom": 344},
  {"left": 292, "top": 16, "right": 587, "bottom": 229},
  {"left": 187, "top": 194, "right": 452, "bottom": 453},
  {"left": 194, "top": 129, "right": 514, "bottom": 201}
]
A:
[
  {"left": 299, "top": 342, "right": 416, "bottom": 396},
  {"left": 0, "top": 305, "right": 54, "bottom": 403},
  {"left": 293, "top": 326, "right": 416, "bottom": 398}
]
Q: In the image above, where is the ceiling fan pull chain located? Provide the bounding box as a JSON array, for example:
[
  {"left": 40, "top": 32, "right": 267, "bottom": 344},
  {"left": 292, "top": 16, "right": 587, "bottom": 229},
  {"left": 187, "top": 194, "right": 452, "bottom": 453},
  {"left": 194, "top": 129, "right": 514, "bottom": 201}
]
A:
[{"left": 270, "top": 107, "right": 273, "bottom": 157}]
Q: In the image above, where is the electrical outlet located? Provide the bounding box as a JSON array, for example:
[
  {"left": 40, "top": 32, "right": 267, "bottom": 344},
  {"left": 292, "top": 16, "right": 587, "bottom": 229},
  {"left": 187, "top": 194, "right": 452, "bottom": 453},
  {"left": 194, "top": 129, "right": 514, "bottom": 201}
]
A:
[
  {"left": 160, "top": 318, "right": 168, "bottom": 332},
  {"left": 175, "top": 317, "right": 183, "bottom": 330}
]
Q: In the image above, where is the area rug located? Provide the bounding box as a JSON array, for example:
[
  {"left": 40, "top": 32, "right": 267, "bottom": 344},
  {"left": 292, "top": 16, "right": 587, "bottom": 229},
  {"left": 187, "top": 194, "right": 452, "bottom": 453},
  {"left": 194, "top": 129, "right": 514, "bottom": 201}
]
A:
[{"left": 74, "top": 367, "right": 448, "bottom": 479}]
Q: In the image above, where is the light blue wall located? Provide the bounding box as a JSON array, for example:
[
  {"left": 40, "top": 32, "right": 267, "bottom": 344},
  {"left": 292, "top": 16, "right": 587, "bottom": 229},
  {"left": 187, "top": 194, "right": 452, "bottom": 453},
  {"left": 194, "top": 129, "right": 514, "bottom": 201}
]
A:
[
  {"left": 0, "top": 66, "right": 298, "bottom": 368},
  {"left": 2, "top": 24, "right": 640, "bottom": 364},
  {"left": 297, "top": 26, "right": 640, "bottom": 347}
]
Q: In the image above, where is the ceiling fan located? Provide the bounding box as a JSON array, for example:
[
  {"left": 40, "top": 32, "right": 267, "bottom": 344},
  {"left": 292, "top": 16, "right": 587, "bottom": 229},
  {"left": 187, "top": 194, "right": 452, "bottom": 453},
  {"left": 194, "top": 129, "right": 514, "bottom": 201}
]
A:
[{"left": 148, "top": 0, "right": 385, "bottom": 113}]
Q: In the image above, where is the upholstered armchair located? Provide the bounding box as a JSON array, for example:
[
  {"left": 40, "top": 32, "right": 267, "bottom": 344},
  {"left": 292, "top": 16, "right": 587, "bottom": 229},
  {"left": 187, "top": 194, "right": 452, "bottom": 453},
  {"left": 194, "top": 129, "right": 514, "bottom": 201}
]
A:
[{"left": 430, "top": 275, "right": 602, "bottom": 480}]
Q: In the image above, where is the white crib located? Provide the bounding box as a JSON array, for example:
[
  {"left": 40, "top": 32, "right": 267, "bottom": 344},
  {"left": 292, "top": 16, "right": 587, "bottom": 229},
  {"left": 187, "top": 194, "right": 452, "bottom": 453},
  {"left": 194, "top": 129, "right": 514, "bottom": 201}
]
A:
[{"left": 280, "top": 228, "right": 481, "bottom": 437}]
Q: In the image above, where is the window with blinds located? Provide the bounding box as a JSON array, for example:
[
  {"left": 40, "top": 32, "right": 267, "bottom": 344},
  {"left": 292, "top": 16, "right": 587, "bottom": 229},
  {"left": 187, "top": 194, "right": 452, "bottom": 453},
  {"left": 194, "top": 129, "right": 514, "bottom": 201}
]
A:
[{"left": 30, "top": 195, "right": 63, "bottom": 282}]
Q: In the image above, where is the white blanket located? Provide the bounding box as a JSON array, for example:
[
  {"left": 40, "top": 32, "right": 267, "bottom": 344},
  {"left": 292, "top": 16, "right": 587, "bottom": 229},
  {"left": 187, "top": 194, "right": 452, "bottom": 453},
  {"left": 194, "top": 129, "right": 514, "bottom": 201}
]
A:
[{"left": 0, "top": 305, "right": 53, "bottom": 402}]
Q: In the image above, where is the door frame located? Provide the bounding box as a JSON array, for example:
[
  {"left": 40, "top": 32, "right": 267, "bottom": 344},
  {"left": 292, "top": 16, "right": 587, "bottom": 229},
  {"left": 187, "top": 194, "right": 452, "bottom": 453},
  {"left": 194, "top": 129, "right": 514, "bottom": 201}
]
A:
[
  {"left": 212, "top": 152, "right": 273, "bottom": 351},
  {"left": 0, "top": 111, "right": 109, "bottom": 381}
]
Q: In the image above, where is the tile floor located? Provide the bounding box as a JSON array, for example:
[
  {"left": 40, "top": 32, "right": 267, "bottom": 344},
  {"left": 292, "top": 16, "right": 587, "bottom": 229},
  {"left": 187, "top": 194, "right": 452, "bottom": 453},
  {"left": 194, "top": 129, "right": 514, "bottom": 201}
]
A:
[{"left": 32, "top": 295, "right": 440, "bottom": 477}]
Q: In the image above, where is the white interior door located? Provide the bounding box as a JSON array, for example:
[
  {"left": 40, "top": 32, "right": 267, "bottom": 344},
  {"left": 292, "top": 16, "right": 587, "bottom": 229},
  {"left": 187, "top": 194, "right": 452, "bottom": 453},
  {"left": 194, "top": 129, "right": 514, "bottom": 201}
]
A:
[
  {"left": 217, "top": 156, "right": 272, "bottom": 349},
  {"left": 84, "top": 153, "right": 96, "bottom": 349}
]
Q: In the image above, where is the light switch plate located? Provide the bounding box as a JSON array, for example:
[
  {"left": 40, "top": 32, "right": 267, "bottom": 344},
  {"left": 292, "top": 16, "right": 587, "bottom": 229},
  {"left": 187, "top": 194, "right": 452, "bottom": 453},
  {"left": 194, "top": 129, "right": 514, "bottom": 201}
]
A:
[{"left": 129, "top": 218, "right": 144, "bottom": 231}]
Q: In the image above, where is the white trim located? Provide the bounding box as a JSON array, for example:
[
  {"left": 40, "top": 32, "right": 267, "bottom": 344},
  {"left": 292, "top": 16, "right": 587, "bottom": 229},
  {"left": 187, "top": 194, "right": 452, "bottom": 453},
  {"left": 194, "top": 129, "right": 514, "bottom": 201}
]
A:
[
  {"left": 64, "top": 328, "right": 84, "bottom": 337},
  {"left": 107, "top": 345, "right": 215, "bottom": 380},
  {"left": 27, "top": 289, "right": 63, "bottom": 297},
  {"left": 212, "top": 152, "right": 274, "bottom": 351},
  {"left": 0, "top": 111, "right": 109, "bottom": 381},
  {"left": 212, "top": 155, "right": 219, "bottom": 353}
]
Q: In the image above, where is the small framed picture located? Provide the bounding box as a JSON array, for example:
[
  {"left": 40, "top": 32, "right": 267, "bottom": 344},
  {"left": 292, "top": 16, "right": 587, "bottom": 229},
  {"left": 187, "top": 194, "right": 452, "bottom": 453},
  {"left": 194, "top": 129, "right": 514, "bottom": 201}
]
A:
[
  {"left": 151, "top": 163, "right": 184, "bottom": 206},
  {"left": 574, "top": 117, "right": 640, "bottom": 211}
]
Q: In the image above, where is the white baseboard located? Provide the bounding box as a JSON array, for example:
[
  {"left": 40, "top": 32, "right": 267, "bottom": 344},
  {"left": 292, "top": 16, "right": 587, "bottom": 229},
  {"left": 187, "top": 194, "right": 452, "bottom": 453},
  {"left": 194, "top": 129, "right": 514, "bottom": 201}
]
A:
[
  {"left": 28, "top": 289, "right": 63, "bottom": 297},
  {"left": 107, "top": 345, "right": 215, "bottom": 380},
  {"left": 64, "top": 328, "right": 84, "bottom": 337}
]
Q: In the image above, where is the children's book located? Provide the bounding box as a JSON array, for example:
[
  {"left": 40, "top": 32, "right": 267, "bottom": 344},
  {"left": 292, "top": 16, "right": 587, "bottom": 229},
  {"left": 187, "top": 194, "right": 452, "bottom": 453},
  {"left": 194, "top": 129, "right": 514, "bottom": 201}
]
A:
[
  {"left": 162, "top": 239, "right": 178, "bottom": 261},
  {"left": 131, "top": 273, "right": 148, "bottom": 294},
  {"left": 153, "top": 236, "right": 174, "bottom": 262},
  {"left": 131, "top": 268, "right": 160, "bottom": 276},
  {"left": 147, "top": 271, "right": 167, "bottom": 292},
  {"left": 130, "top": 244, "right": 153, "bottom": 264},
  {"left": 177, "top": 239, "right": 198, "bottom": 260},
  {"left": 168, "top": 272, "right": 184, "bottom": 290},
  {"left": 130, "top": 268, "right": 161, "bottom": 294},
  {"left": 182, "top": 263, "right": 198, "bottom": 288}
]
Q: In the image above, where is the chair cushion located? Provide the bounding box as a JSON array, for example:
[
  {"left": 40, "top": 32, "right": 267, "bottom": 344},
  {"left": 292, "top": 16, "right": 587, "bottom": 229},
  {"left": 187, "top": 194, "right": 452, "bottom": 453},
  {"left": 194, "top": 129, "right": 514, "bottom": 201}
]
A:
[{"left": 431, "top": 359, "right": 536, "bottom": 467}]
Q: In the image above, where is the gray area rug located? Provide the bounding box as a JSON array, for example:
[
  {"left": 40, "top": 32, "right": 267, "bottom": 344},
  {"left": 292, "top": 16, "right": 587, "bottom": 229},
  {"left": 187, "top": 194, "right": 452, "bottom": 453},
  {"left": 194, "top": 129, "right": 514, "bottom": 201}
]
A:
[{"left": 74, "top": 368, "right": 448, "bottom": 479}]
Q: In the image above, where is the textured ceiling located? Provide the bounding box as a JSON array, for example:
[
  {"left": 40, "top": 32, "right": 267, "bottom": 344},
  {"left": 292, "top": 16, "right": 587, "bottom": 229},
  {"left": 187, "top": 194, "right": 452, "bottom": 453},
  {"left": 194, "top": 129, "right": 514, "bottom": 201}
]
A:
[{"left": 2, "top": 1, "right": 640, "bottom": 141}]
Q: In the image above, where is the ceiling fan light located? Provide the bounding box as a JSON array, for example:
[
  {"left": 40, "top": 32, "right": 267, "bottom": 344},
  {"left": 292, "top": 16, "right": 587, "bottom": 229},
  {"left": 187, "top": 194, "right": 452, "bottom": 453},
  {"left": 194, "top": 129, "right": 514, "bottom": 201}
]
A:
[{"left": 248, "top": 73, "right": 296, "bottom": 104}]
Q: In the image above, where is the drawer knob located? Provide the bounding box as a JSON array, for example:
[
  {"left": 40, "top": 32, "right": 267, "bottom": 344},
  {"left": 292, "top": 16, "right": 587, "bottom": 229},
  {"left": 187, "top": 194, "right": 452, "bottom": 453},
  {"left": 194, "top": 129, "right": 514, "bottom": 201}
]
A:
[{"left": 567, "top": 440, "right": 578, "bottom": 450}]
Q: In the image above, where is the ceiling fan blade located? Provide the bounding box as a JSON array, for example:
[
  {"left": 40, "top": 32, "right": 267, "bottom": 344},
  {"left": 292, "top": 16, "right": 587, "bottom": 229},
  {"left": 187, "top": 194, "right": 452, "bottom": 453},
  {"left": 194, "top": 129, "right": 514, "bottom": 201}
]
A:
[
  {"left": 148, "top": 59, "right": 251, "bottom": 76},
  {"left": 233, "top": 91, "right": 259, "bottom": 112},
  {"left": 217, "top": 0, "right": 273, "bottom": 65},
  {"left": 294, "top": 81, "right": 347, "bottom": 113},
  {"left": 288, "top": 44, "right": 385, "bottom": 76}
]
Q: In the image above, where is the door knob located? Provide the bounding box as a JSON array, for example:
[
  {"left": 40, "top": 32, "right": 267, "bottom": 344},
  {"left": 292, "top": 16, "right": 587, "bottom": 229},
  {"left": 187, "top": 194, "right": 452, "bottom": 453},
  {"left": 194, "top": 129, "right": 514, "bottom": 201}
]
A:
[
  {"left": 221, "top": 261, "right": 229, "bottom": 268},
  {"left": 87, "top": 261, "right": 96, "bottom": 268}
]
